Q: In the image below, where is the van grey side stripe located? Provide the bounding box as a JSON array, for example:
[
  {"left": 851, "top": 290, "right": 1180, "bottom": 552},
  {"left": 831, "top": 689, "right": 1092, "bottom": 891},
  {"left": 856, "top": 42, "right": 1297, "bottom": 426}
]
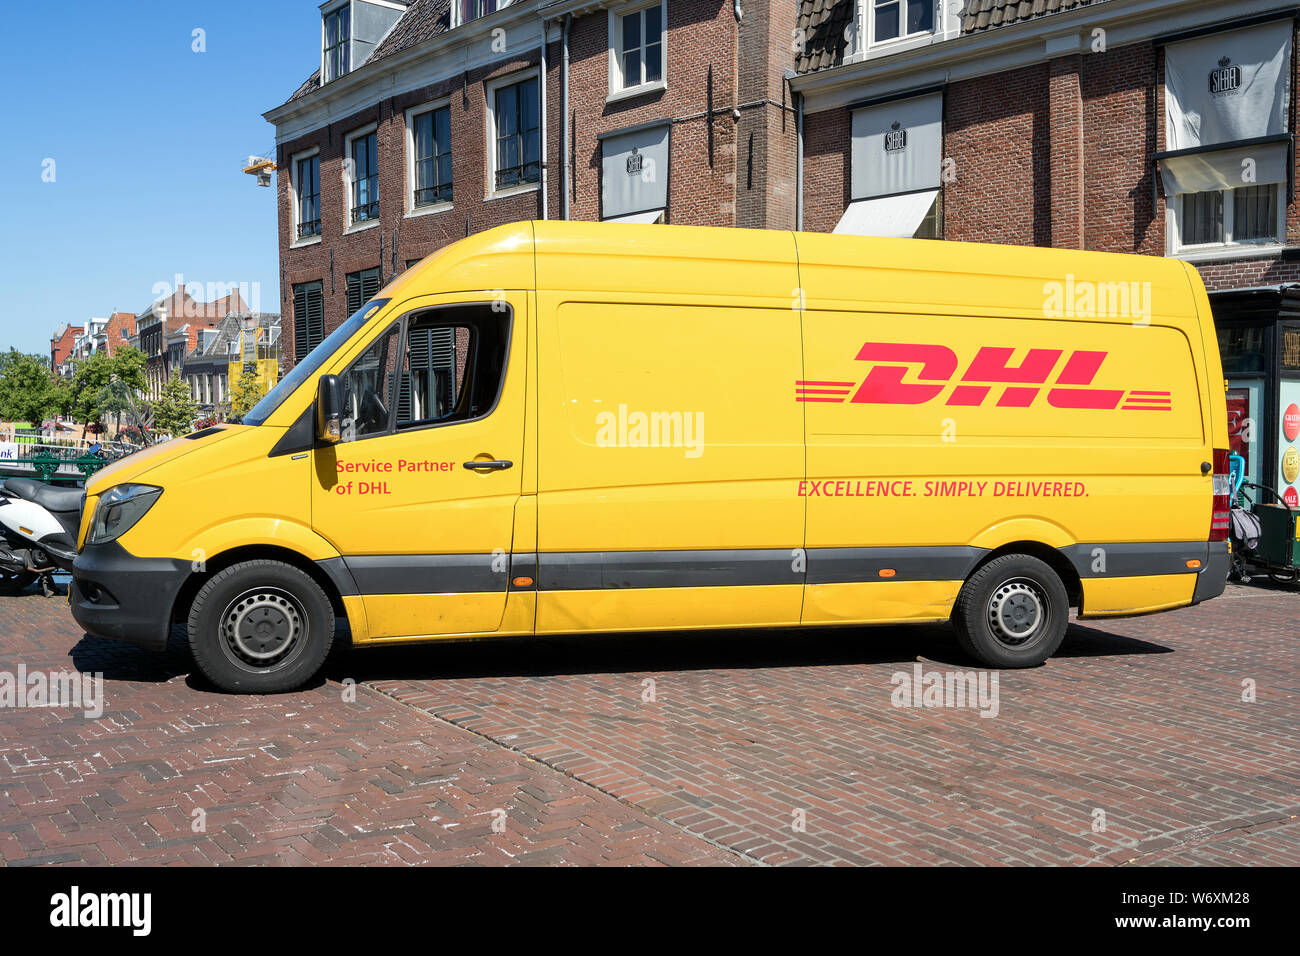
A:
[
  {"left": 316, "top": 542, "right": 1210, "bottom": 597},
  {"left": 341, "top": 554, "right": 508, "bottom": 594},
  {"left": 537, "top": 549, "right": 798, "bottom": 590},
  {"left": 804, "top": 547, "right": 987, "bottom": 584},
  {"left": 1061, "top": 542, "right": 1210, "bottom": 578}
]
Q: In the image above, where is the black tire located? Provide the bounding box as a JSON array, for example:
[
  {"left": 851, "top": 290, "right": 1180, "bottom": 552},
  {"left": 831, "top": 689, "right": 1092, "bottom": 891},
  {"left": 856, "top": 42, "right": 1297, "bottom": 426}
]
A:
[
  {"left": 0, "top": 570, "right": 37, "bottom": 593},
  {"left": 187, "top": 560, "right": 335, "bottom": 693},
  {"left": 952, "top": 554, "right": 1069, "bottom": 668}
]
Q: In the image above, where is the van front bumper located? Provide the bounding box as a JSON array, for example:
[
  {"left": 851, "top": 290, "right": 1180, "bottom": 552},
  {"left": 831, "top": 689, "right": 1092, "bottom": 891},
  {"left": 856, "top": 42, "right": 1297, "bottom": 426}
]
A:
[{"left": 70, "top": 541, "right": 190, "bottom": 652}]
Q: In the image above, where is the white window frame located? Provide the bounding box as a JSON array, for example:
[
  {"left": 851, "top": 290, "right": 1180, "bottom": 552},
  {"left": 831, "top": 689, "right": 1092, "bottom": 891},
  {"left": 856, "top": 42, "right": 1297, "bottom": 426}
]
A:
[
  {"left": 485, "top": 68, "right": 542, "bottom": 199},
  {"left": 405, "top": 98, "right": 454, "bottom": 217},
  {"left": 321, "top": 0, "right": 351, "bottom": 84},
  {"left": 452, "top": 0, "right": 511, "bottom": 30},
  {"left": 1168, "top": 182, "right": 1286, "bottom": 261},
  {"left": 608, "top": 1, "right": 667, "bottom": 103},
  {"left": 856, "top": 0, "right": 937, "bottom": 52},
  {"left": 289, "top": 146, "right": 322, "bottom": 247},
  {"left": 343, "top": 123, "right": 380, "bottom": 233}
]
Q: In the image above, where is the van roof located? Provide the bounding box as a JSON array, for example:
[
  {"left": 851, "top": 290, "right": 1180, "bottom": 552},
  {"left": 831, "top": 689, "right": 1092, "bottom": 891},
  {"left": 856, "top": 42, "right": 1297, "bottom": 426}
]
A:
[{"left": 389, "top": 220, "right": 1198, "bottom": 324}]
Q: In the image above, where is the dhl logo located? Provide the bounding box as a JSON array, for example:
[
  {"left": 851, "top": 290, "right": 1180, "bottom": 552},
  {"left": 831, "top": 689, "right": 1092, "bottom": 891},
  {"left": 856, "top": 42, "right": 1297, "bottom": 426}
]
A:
[{"left": 797, "top": 343, "right": 1171, "bottom": 411}]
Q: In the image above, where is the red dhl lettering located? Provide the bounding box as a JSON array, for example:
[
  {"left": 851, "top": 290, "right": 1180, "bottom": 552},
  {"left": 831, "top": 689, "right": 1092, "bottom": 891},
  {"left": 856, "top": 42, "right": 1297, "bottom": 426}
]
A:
[{"left": 794, "top": 343, "right": 1171, "bottom": 411}]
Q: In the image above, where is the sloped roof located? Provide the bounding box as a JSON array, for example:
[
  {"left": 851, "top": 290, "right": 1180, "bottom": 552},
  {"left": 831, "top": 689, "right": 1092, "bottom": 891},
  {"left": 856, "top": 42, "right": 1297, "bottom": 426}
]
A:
[
  {"left": 964, "top": 0, "right": 1109, "bottom": 33},
  {"left": 285, "top": 0, "right": 450, "bottom": 105},
  {"left": 796, "top": 0, "right": 1115, "bottom": 74}
]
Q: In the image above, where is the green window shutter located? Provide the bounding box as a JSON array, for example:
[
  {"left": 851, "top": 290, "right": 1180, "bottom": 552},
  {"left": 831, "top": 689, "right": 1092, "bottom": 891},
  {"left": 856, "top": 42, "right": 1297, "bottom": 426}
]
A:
[
  {"left": 346, "top": 272, "right": 362, "bottom": 316},
  {"left": 292, "top": 283, "right": 309, "bottom": 362},
  {"left": 307, "top": 283, "right": 324, "bottom": 353}
]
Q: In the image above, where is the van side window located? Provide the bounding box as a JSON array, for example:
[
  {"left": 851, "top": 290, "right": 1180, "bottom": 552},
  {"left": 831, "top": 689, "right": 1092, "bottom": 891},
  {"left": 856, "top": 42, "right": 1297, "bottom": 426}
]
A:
[
  {"left": 396, "top": 305, "right": 510, "bottom": 429},
  {"left": 339, "top": 322, "right": 400, "bottom": 440}
]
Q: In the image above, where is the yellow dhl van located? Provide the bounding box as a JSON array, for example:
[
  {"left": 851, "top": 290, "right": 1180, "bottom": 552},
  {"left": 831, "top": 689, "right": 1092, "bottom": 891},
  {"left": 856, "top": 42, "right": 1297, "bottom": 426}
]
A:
[{"left": 70, "top": 221, "right": 1230, "bottom": 692}]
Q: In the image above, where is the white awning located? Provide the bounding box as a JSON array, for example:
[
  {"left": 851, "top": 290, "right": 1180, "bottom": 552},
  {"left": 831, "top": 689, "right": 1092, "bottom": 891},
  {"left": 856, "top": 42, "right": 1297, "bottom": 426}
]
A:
[
  {"left": 1159, "top": 141, "right": 1289, "bottom": 195},
  {"left": 604, "top": 209, "right": 665, "bottom": 224},
  {"left": 833, "top": 190, "right": 938, "bottom": 238}
]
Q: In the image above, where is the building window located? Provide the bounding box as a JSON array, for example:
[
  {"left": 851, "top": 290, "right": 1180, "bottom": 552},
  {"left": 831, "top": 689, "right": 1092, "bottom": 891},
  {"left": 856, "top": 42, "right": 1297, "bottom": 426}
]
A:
[
  {"left": 410, "top": 105, "right": 452, "bottom": 208},
  {"left": 613, "top": 3, "right": 664, "bottom": 93},
  {"left": 346, "top": 267, "right": 383, "bottom": 316},
  {"left": 1234, "top": 183, "right": 1279, "bottom": 242},
  {"left": 346, "top": 129, "right": 379, "bottom": 225},
  {"left": 323, "top": 4, "right": 351, "bottom": 83},
  {"left": 295, "top": 152, "right": 321, "bottom": 239},
  {"left": 455, "top": 0, "right": 500, "bottom": 27},
  {"left": 491, "top": 75, "right": 540, "bottom": 191},
  {"left": 871, "top": 0, "right": 933, "bottom": 45},
  {"left": 292, "top": 280, "right": 325, "bottom": 363},
  {"left": 1179, "top": 184, "right": 1281, "bottom": 250}
]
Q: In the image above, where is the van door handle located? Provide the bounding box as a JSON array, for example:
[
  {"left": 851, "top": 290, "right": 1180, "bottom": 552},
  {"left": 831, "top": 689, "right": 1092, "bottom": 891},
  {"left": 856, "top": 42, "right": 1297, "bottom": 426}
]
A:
[{"left": 463, "top": 459, "right": 513, "bottom": 472}]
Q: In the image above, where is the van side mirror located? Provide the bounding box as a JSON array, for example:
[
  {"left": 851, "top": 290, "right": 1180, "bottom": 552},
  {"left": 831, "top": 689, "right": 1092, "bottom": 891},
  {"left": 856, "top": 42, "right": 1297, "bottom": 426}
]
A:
[{"left": 316, "top": 374, "right": 342, "bottom": 444}]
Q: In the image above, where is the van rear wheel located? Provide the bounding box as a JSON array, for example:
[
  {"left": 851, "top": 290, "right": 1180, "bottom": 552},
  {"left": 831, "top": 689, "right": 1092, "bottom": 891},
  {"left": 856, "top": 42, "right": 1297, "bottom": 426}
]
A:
[
  {"left": 187, "top": 560, "right": 335, "bottom": 693},
  {"left": 952, "top": 554, "right": 1069, "bottom": 668}
]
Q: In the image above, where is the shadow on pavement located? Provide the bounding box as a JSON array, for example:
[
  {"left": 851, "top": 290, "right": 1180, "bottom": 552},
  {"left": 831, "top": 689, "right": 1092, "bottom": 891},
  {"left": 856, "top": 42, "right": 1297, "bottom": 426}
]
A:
[
  {"left": 324, "top": 618, "right": 1173, "bottom": 685},
  {"left": 59, "top": 605, "right": 1172, "bottom": 691}
]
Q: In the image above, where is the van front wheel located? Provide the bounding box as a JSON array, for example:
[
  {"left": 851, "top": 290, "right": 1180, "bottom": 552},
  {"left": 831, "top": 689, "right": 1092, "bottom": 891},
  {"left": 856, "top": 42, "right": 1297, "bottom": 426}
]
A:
[
  {"left": 952, "top": 554, "right": 1068, "bottom": 668},
  {"left": 187, "top": 560, "right": 335, "bottom": 693}
]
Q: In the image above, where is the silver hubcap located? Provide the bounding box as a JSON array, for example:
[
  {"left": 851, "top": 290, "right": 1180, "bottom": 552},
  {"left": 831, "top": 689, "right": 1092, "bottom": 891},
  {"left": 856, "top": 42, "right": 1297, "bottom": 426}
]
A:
[
  {"left": 221, "top": 587, "right": 306, "bottom": 667},
  {"left": 987, "top": 578, "right": 1046, "bottom": 648}
]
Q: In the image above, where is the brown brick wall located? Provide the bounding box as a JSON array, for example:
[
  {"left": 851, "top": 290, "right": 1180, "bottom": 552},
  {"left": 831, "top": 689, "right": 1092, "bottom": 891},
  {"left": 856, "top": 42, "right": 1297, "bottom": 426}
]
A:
[
  {"left": 944, "top": 62, "right": 1052, "bottom": 246},
  {"left": 1079, "top": 41, "right": 1163, "bottom": 255}
]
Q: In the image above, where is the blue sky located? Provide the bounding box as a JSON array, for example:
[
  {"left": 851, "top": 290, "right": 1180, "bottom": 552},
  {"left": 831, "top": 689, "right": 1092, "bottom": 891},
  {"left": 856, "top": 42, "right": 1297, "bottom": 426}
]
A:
[{"left": 0, "top": 0, "right": 318, "bottom": 357}]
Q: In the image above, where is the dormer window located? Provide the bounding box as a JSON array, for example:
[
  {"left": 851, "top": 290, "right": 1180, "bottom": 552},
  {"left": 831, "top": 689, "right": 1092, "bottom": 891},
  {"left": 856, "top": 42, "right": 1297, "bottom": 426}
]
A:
[
  {"left": 455, "top": 0, "right": 502, "bottom": 28},
  {"left": 864, "top": 0, "right": 933, "bottom": 47},
  {"left": 323, "top": 4, "right": 351, "bottom": 82}
]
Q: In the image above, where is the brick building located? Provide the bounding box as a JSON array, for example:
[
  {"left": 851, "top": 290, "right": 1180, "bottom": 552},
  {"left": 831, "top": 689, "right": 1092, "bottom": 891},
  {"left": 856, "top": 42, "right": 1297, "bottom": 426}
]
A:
[
  {"left": 135, "top": 288, "right": 247, "bottom": 398},
  {"left": 789, "top": 0, "right": 1300, "bottom": 496},
  {"left": 49, "top": 324, "right": 82, "bottom": 376},
  {"left": 96, "top": 312, "right": 138, "bottom": 358},
  {"left": 264, "top": 0, "right": 799, "bottom": 369}
]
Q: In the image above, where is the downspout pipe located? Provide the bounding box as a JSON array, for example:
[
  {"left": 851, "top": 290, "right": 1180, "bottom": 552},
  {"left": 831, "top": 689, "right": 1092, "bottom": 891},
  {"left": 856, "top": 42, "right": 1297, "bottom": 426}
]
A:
[
  {"left": 786, "top": 69, "right": 803, "bottom": 232},
  {"left": 539, "top": 17, "right": 549, "bottom": 220},
  {"left": 562, "top": 13, "right": 572, "bottom": 219}
]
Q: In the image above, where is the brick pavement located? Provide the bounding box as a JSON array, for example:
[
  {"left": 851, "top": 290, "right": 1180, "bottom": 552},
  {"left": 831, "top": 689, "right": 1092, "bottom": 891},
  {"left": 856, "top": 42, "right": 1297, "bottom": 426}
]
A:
[{"left": 2, "top": 581, "right": 1297, "bottom": 865}]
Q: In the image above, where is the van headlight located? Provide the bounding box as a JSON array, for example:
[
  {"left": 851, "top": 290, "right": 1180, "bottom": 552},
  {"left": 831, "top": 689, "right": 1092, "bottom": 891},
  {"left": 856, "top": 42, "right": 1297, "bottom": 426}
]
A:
[{"left": 88, "top": 484, "right": 162, "bottom": 545}]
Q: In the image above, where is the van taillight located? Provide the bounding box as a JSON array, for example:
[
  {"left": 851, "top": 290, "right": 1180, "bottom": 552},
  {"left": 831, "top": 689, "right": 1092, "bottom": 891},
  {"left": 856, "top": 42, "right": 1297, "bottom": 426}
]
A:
[{"left": 1210, "top": 448, "right": 1231, "bottom": 542}]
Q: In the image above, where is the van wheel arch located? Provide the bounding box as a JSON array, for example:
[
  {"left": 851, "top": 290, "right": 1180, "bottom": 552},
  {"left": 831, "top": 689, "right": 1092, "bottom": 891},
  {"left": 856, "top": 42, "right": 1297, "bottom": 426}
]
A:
[
  {"left": 966, "top": 541, "right": 1081, "bottom": 610},
  {"left": 170, "top": 545, "right": 348, "bottom": 630}
]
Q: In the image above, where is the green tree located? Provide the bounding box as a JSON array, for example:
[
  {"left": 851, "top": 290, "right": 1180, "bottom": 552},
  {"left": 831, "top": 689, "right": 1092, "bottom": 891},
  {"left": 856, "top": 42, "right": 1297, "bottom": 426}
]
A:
[
  {"left": 0, "top": 350, "right": 63, "bottom": 428},
  {"left": 229, "top": 363, "right": 267, "bottom": 419},
  {"left": 67, "top": 347, "right": 148, "bottom": 433},
  {"left": 67, "top": 352, "right": 114, "bottom": 426},
  {"left": 151, "top": 369, "right": 200, "bottom": 437}
]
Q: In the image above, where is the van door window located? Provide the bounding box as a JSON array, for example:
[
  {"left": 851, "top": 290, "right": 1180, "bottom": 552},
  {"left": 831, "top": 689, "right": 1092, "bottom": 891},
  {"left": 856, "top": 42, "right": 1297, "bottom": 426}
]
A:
[
  {"left": 396, "top": 305, "right": 510, "bottom": 429},
  {"left": 339, "top": 322, "right": 400, "bottom": 440}
]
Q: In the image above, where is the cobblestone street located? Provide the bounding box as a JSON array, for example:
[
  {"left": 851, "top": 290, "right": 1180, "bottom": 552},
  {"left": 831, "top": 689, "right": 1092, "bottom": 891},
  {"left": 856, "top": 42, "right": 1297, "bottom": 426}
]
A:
[{"left": 2, "top": 582, "right": 1296, "bottom": 865}]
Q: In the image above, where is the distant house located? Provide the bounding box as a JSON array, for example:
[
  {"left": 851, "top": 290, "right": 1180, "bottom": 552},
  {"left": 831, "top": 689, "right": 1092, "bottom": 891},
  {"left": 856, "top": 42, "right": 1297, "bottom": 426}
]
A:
[
  {"left": 136, "top": 288, "right": 248, "bottom": 398},
  {"left": 96, "top": 312, "right": 138, "bottom": 357},
  {"left": 49, "top": 324, "right": 83, "bottom": 376},
  {"left": 182, "top": 312, "right": 281, "bottom": 416}
]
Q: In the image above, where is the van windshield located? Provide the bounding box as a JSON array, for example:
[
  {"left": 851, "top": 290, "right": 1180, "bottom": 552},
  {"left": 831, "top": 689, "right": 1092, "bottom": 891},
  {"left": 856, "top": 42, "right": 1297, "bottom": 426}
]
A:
[{"left": 240, "top": 299, "right": 391, "bottom": 426}]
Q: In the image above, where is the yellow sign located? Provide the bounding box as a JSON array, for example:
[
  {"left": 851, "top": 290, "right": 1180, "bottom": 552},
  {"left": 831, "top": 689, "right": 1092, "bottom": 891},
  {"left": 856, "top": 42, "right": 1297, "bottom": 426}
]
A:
[{"left": 1283, "top": 445, "right": 1300, "bottom": 484}]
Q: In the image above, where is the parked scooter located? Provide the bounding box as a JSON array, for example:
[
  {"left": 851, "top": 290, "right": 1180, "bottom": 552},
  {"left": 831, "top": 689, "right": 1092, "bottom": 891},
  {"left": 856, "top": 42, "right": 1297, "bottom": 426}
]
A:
[{"left": 0, "top": 478, "right": 82, "bottom": 597}]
